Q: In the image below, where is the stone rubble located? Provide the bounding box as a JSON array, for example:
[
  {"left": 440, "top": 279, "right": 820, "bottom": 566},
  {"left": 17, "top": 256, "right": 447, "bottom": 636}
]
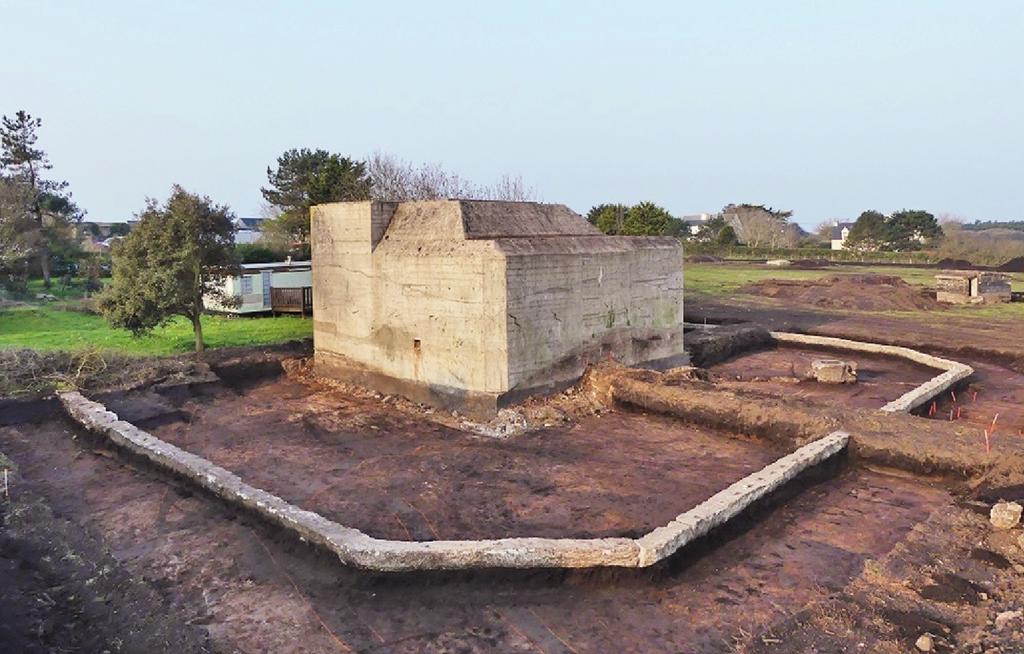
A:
[{"left": 990, "top": 501, "right": 1023, "bottom": 530}]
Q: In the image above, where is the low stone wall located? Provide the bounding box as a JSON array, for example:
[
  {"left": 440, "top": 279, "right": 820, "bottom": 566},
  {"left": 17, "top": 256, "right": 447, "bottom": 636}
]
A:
[
  {"left": 58, "top": 391, "right": 848, "bottom": 572},
  {"left": 769, "top": 332, "right": 974, "bottom": 413}
]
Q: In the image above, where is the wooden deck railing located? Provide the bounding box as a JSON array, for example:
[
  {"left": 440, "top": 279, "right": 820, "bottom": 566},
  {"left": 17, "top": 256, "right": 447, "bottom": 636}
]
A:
[{"left": 270, "top": 286, "right": 313, "bottom": 317}]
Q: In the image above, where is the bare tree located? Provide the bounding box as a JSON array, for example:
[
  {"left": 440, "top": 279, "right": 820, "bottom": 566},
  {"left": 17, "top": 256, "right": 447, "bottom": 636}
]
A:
[
  {"left": 723, "top": 204, "right": 795, "bottom": 250},
  {"left": 367, "top": 152, "right": 536, "bottom": 202}
]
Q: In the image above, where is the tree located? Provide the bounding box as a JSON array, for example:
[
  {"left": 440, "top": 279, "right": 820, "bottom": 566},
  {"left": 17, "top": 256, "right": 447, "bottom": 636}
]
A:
[
  {"left": 0, "top": 111, "right": 82, "bottom": 287},
  {"left": 0, "top": 175, "right": 36, "bottom": 289},
  {"left": 722, "top": 203, "right": 795, "bottom": 250},
  {"left": 693, "top": 214, "right": 728, "bottom": 243},
  {"left": 261, "top": 149, "right": 371, "bottom": 242},
  {"left": 589, "top": 203, "right": 627, "bottom": 234},
  {"left": 621, "top": 202, "right": 673, "bottom": 236},
  {"left": 99, "top": 186, "right": 239, "bottom": 353},
  {"left": 366, "top": 152, "right": 535, "bottom": 202},
  {"left": 845, "top": 210, "right": 889, "bottom": 252},
  {"left": 887, "top": 209, "right": 942, "bottom": 250},
  {"left": 715, "top": 224, "right": 740, "bottom": 246}
]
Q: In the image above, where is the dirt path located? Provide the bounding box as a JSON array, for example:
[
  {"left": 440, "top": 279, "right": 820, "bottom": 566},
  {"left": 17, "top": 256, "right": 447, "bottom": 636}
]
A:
[{"left": 0, "top": 410, "right": 963, "bottom": 653}]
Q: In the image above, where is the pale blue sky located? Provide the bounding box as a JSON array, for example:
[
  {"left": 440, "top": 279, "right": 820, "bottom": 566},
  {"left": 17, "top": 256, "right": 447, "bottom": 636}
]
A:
[{"left": 3, "top": 1, "right": 1022, "bottom": 228}]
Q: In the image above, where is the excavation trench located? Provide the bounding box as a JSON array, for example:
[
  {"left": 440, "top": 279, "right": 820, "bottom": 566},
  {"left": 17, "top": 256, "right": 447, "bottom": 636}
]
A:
[{"left": 0, "top": 407, "right": 955, "bottom": 653}]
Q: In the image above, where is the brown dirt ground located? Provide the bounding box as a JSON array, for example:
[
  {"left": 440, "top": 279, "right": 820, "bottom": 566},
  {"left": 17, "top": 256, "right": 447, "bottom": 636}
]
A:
[
  {"left": 113, "top": 377, "right": 785, "bottom": 540},
  {"left": 689, "top": 295, "right": 1024, "bottom": 372},
  {"left": 7, "top": 409, "right": 1009, "bottom": 653},
  {"left": 741, "top": 274, "right": 938, "bottom": 311},
  {"left": 2, "top": 299, "right": 1023, "bottom": 651},
  {"left": 707, "top": 344, "right": 937, "bottom": 410}
]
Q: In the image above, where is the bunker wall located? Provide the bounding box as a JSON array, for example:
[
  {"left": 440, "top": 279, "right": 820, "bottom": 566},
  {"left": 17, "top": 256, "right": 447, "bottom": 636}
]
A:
[{"left": 502, "top": 243, "right": 686, "bottom": 392}]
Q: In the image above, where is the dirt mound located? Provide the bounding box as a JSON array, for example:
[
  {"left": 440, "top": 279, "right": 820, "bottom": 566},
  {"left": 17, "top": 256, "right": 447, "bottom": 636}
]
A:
[
  {"left": 997, "top": 256, "right": 1024, "bottom": 272},
  {"left": 686, "top": 254, "right": 723, "bottom": 263},
  {"left": 936, "top": 258, "right": 976, "bottom": 269},
  {"left": 741, "top": 274, "right": 937, "bottom": 311}
]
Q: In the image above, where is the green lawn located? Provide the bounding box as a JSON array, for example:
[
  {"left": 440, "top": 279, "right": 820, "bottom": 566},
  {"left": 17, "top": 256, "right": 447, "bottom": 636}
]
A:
[
  {"left": 0, "top": 306, "right": 312, "bottom": 355},
  {"left": 25, "top": 277, "right": 111, "bottom": 300}
]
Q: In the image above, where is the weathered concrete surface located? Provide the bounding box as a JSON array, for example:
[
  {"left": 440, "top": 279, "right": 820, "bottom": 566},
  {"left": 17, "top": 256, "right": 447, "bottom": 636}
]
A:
[
  {"left": 311, "top": 200, "right": 686, "bottom": 417},
  {"left": 637, "top": 431, "right": 849, "bottom": 565},
  {"left": 936, "top": 271, "right": 1013, "bottom": 305},
  {"left": 809, "top": 358, "right": 857, "bottom": 384},
  {"left": 769, "top": 332, "right": 973, "bottom": 413},
  {"left": 58, "top": 391, "right": 847, "bottom": 572}
]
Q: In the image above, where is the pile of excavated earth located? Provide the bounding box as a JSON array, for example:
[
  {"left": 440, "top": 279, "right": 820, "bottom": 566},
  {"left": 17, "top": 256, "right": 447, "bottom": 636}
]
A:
[{"left": 741, "top": 274, "right": 938, "bottom": 311}]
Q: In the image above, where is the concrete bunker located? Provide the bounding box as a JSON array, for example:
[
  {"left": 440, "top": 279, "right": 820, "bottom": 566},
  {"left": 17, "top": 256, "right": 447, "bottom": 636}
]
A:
[
  {"left": 935, "top": 270, "right": 1012, "bottom": 305},
  {"left": 310, "top": 200, "right": 686, "bottom": 416}
]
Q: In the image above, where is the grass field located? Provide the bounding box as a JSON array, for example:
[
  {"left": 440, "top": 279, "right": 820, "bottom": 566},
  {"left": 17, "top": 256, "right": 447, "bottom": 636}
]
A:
[
  {"left": 684, "top": 262, "right": 1023, "bottom": 294},
  {"left": 0, "top": 306, "right": 312, "bottom": 355}
]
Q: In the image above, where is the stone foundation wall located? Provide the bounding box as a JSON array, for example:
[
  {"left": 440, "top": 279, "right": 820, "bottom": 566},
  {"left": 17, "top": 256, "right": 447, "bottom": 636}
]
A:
[{"left": 58, "top": 390, "right": 847, "bottom": 572}]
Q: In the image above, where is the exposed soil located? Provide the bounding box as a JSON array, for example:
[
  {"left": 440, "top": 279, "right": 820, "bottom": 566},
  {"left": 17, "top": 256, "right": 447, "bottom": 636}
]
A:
[
  {"left": 708, "top": 344, "right": 937, "bottom": 410},
  {"left": 688, "top": 295, "right": 1024, "bottom": 372},
  {"left": 937, "top": 257, "right": 977, "bottom": 270},
  {"left": 4, "top": 410, "right": 992, "bottom": 653},
  {"left": 997, "top": 256, "right": 1024, "bottom": 273},
  {"left": 2, "top": 296, "right": 1023, "bottom": 651},
  {"left": 117, "top": 377, "right": 786, "bottom": 540},
  {"left": 741, "top": 273, "right": 938, "bottom": 311}
]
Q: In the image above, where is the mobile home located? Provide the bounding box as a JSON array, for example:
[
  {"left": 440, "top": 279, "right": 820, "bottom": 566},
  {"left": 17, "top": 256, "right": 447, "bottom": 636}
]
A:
[{"left": 206, "top": 261, "right": 313, "bottom": 315}]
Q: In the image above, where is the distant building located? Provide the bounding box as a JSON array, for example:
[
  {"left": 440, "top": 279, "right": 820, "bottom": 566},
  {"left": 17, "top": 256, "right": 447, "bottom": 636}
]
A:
[
  {"left": 205, "top": 260, "right": 313, "bottom": 315},
  {"left": 830, "top": 222, "right": 855, "bottom": 250},
  {"left": 679, "top": 213, "right": 715, "bottom": 236},
  {"left": 935, "top": 271, "right": 1012, "bottom": 305},
  {"left": 233, "top": 217, "right": 269, "bottom": 244}
]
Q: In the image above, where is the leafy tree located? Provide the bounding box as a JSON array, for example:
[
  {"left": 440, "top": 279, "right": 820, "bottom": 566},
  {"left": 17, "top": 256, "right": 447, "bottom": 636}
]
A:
[
  {"left": 261, "top": 148, "right": 371, "bottom": 242},
  {"left": 589, "top": 203, "right": 628, "bottom": 234},
  {"left": 887, "top": 209, "right": 942, "bottom": 250},
  {"left": 663, "top": 217, "right": 691, "bottom": 238},
  {"left": 621, "top": 202, "right": 673, "bottom": 236},
  {"left": 693, "top": 215, "right": 727, "bottom": 243},
  {"left": 0, "top": 175, "right": 36, "bottom": 290},
  {"left": 108, "top": 223, "right": 131, "bottom": 237},
  {"left": 236, "top": 242, "right": 283, "bottom": 264},
  {"left": 99, "top": 186, "right": 239, "bottom": 353},
  {"left": 0, "top": 111, "right": 82, "bottom": 287},
  {"left": 715, "top": 224, "right": 740, "bottom": 246},
  {"left": 845, "top": 210, "right": 889, "bottom": 252}
]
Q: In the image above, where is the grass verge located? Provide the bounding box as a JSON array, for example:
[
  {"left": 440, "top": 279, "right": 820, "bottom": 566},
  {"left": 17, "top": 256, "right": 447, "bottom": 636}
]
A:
[{"left": 0, "top": 306, "right": 312, "bottom": 356}]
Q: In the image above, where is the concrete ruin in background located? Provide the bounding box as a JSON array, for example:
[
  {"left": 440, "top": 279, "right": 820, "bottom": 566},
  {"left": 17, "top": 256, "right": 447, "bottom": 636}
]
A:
[
  {"left": 310, "top": 200, "right": 686, "bottom": 417},
  {"left": 935, "top": 270, "right": 1012, "bottom": 305}
]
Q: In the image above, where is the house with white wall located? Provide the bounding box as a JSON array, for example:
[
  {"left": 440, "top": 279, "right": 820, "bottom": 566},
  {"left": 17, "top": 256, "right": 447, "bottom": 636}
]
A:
[
  {"left": 830, "top": 222, "right": 855, "bottom": 250},
  {"left": 233, "top": 217, "right": 269, "bottom": 244},
  {"left": 205, "top": 260, "right": 312, "bottom": 314}
]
